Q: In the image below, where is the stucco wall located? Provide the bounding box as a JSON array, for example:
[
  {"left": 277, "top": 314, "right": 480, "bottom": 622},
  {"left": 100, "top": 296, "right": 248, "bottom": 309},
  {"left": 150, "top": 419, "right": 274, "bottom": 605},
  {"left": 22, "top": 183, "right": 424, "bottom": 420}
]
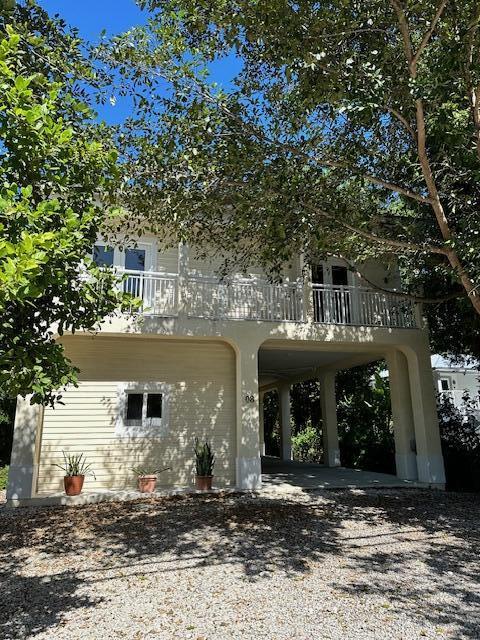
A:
[{"left": 36, "top": 335, "right": 236, "bottom": 494}]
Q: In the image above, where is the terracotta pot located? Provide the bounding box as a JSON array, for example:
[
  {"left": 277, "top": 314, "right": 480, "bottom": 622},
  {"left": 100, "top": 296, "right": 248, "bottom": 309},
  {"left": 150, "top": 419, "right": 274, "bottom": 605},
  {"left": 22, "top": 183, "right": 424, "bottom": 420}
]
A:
[
  {"left": 64, "top": 475, "right": 84, "bottom": 496},
  {"left": 137, "top": 475, "right": 157, "bottom": 493},
  {"left": 195, "top": 475, "right": 213, "bottom": 491}
]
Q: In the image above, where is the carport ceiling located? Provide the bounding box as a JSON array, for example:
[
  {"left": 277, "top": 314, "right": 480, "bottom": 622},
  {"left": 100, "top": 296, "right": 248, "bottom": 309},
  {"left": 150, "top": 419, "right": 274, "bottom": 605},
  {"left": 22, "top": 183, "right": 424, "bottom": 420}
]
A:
[{"left": 258, "top": 346, "right": 382, "bottom": 386}]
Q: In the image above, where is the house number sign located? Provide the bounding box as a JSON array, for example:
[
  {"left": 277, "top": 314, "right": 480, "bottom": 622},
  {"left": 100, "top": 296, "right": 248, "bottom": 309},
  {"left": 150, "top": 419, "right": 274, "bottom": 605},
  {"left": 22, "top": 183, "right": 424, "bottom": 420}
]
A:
[{"left": 245, "top": 394, "right": 255, "bottom": 403}]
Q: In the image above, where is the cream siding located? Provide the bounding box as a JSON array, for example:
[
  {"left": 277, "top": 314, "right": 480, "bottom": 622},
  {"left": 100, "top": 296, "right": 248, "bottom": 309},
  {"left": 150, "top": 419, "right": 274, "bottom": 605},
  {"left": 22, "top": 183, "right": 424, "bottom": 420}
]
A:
[
  {"left": 155, "top": 244, "right": 179, "bottom": 274},
  {"left": 36, "top": 336, "right": 236, "bottom": 494},
  {"left": 189, "top": 247, "right": 300, "bottom": 281}
]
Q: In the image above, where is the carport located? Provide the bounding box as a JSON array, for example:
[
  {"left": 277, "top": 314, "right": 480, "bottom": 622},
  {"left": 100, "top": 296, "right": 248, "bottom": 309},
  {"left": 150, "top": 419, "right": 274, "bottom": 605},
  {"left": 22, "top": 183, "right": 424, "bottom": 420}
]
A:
[{"left": 256, "top": 340, "right": 442, "bottom": 487}]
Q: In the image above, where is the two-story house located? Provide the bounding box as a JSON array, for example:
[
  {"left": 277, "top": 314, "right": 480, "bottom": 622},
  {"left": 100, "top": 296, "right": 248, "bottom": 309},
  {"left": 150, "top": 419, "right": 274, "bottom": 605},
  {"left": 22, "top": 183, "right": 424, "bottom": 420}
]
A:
[{"left": 6, "top": 236, "right": 446, "bottom": 505}]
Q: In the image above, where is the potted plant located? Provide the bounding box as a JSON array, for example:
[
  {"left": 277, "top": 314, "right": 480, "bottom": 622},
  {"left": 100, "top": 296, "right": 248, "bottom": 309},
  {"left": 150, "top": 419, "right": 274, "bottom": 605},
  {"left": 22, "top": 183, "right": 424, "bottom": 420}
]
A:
[
  {"left": 55, "top": 451, "right": 95, "bottom": 496},
  {"left": 194, "top": 438, "right": 215, "bottom": 491},
  {"left": 131, "top": 466, "right": 170, "bottom": 493}
]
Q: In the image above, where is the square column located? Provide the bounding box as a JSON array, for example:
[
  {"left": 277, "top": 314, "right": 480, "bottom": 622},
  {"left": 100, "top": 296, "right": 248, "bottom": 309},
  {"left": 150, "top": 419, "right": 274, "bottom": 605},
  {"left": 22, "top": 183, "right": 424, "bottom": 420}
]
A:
[
  {"left": 386, "top": 350, "right": 418, "bottom": 481},
  {"left": 319, "top": 372, "right": 341, "bottom": 467},
  {"left": 279, "top": 383, "right": 292, "bottom": 461},
  {"left": 235, "top": 343, "right": 262, "bottom": 489},
  {"left": 7, "top": 396, "right": 43, "bottom": 503},
  {"left": 405, "top": 341, "right": 446, "bottom": 486}
]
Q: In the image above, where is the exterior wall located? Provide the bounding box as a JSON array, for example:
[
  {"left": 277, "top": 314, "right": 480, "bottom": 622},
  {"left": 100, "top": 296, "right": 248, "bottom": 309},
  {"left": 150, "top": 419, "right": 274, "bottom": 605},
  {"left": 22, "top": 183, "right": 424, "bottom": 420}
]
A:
[
  {"left": 189, "top": 246, "right": 300, "bottom": 281},
  {"left": 358, "top": 259, "right": 402, "bottom": 290},
  {"left": 36, "top": 335, "right": 236, "bottom": 494},
  {"left": 155, "top": 243, "right": 178, "bottom": 274},
  {"left": 433, "top": 369, "right": 479, "bottom": 396}
]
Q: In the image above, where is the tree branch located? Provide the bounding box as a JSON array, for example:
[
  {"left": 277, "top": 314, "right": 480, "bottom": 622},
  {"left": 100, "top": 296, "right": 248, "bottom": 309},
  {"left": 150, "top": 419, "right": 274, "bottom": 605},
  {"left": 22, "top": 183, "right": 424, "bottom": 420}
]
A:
[
  {"left": 334, "top": 253, "right": 465, "bottom": 304},
  {"left": 411, "top": 0, "right": 449, "bottom": 69},
  {"left": 298, "top": 199, "right": 448, "bottom": 256},
  {"left": 117, "top": 57, "right": 432, "bottom": 206},
  {"left": 384, "top": 105, "right": 417, "bottom": 141},
  {"left": 391, "top": 0, "right": 480, "bottom": 314},
  {"left": 464, "top": 4, "right": 480, "bottom": 162}
]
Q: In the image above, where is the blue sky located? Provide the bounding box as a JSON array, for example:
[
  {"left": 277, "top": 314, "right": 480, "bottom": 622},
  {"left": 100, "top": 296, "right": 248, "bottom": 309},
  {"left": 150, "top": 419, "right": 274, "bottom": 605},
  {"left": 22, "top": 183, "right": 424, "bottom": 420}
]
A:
[{"left": 37, "top": 0, "right": 241, "bottom": 123}]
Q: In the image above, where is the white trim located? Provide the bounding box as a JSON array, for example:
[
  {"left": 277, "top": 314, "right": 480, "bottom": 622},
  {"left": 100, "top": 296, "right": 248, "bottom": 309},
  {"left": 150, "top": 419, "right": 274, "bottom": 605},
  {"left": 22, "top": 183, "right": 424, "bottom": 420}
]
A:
[{"left": 115, "top": 382, "right": 171, "bottom": 438}]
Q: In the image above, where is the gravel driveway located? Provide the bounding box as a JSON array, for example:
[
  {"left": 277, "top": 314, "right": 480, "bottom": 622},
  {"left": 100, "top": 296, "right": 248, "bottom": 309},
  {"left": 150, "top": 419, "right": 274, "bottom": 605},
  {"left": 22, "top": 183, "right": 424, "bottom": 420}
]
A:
[{"left": 1, "top": 488, "right": 479, "bottom": 640}]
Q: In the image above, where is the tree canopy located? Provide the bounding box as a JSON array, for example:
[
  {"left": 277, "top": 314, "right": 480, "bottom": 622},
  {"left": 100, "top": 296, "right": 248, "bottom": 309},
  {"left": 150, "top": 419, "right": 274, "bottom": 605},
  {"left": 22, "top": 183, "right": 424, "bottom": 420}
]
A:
[
  {"left": 100, "top": 0, "right": 480, "bottom": 354},
  {"left": 0, "top": 2, "right": 128, "bottom": 405}
]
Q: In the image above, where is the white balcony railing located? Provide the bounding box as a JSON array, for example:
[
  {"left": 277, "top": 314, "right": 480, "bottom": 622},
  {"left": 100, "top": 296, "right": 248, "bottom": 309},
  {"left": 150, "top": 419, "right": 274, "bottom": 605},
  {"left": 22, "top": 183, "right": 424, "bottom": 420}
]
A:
[
  {"left": 117, "top": 270, "right": 418, "bottom": 328},
  {"left": 312, "top": 284, "right": 416, "bottom": 328},
  {"left": 186, "top": 276, "right": 303, "bottom": 321},
  {"left": 122, "top": 269, "right": 178, "bottom": 316}
]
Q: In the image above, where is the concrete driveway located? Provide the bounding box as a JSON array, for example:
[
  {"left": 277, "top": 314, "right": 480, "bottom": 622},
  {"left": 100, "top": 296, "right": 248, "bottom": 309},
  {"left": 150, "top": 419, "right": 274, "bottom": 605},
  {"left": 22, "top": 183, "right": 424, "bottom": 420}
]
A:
[{"left": 261, "top": 456, "right": 422, "bottom": 491}]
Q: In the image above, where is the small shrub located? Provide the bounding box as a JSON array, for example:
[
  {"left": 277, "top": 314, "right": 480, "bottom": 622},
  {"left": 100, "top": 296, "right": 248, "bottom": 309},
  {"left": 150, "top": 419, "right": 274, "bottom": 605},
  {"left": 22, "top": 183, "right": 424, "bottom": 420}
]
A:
[
  {"left": 0, "top": 465, "right": 8, "bottom": 491},
  {"left": 54, "top": 451, "right": 95, "bottom": 478},
  {"left": 438, "top": 394, "right": 480, "bottom": 492},
  {"left": 194, "top": 438, "right": 215, "bottom": 476},
  {"left": 292, "top": 423, "right": 323, "bottom": 463}
]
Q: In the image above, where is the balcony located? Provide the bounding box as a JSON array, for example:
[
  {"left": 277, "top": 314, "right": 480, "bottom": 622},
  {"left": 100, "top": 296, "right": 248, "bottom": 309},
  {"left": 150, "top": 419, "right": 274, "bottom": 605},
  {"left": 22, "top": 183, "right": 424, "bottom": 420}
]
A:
[{"left": 119, "top": 269, "right": 418, "bottom": 328}]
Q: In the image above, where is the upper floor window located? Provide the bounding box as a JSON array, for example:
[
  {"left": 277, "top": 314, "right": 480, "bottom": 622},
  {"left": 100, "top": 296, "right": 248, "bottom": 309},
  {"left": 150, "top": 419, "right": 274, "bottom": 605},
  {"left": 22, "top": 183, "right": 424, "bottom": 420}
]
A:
[
  {"left": 125, "top": 248, "right": 146, "bottom": 271},
  {"left": 92, "top": 240, "right": 154, "bottom": 272},
  {"left": 93, "top": 245, "right": 114, "bottom": 267}
]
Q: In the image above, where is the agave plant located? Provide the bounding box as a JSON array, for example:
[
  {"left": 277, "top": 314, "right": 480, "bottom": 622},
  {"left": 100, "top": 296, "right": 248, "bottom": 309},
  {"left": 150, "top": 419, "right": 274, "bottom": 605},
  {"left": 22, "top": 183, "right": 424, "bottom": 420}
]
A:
[
  {"left": 194, "top": 438, "right": 215, "bottom": 476},
  {"left": 55, "top": 451, "right": 96, "bottom": 478},
  {"left": 131, "top": 466, "right": 170, "bottom": 477}
]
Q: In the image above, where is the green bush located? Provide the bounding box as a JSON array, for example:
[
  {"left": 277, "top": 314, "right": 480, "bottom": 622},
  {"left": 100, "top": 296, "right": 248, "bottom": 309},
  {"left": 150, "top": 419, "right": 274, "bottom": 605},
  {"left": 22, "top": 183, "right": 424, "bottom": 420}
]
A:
[
  {"left": 292, "top": 423, "right": 323, "bottom": 463},
  {"left": 0, "top": 465, "right": 8, "bottom": 491},
  {"left": 336, "top": 366, "right": 395, "bottom": 474},
  {"left": 0, "top": 392, "right": 15, "bottom": 465},
  {"left": 438, "top": 394, "right": 480, "bottom": 492}
]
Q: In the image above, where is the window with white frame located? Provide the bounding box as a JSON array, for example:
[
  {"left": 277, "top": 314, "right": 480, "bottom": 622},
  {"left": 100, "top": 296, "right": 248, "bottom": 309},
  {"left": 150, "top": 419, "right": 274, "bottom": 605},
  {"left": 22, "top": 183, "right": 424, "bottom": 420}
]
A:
[
  {"left": 115, "top": 383, "right": 170, "bottom": 437},
  {"left": 439, "top": 378, "right": 450, "bottom": 392},
  {"left": 92, "top": 239, "right": 155, "bottom": 272}
]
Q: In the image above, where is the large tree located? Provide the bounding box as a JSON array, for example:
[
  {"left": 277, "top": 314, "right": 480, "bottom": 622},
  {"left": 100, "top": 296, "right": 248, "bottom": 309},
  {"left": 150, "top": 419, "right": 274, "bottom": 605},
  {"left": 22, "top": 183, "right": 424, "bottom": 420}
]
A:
[
  {"left": 102, "top": 0, "right": 480, "bottom": 354},
  {"left": 0, "top": 2, "right": 129, "bottom": 405}
]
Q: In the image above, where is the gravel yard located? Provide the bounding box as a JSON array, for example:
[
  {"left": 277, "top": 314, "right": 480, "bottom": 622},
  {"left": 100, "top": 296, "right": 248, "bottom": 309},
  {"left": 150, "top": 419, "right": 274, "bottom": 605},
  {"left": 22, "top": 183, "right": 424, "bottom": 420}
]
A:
[{"left": 1, "top": 488, "right": 479, "bottom": 640}]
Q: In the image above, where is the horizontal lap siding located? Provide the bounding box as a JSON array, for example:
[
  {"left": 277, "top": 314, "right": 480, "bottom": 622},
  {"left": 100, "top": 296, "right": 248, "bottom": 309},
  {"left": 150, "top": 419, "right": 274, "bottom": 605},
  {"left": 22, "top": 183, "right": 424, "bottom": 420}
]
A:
[
  {"left": 156, "top": 245, "right": 178, "bottom": 274},
  {"left": 37, "top": 336, "right": 236, "bottom": 494}
]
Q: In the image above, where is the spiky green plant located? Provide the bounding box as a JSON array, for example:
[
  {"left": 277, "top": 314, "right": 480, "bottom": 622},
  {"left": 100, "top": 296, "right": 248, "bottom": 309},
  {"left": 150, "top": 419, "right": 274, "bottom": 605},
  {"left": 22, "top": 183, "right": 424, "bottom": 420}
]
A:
[
  {"left": 54, "top": 451, "right": 96, "bottom": 478},
  {"left": 194, "top": 438, "right": 215, "bottom": 476},
  {"left": 131, "top": 466, "right": 170, "bottom": 477}
]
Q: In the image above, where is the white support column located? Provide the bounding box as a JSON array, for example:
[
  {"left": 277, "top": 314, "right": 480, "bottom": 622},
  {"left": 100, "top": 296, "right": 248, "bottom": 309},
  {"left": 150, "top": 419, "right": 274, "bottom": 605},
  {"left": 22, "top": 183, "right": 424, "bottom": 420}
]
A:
[
  {"left": 279, "top": 383, "right": 292, "bottom": 461},
  {"left": 235, "top": 342, "right": 262, "bottom": 490},
  {"left": 386, "top": 350, "right": 418, "bottom": 481},
  {"left": 405, "top": 341, "right": 446, "bottom": 486},
  {"left": 6, "top": 396, "right": 43, "bottom": 502},
  {"left": 319, "top": 372, "right": 341, "bottom": 467},
  {"left": 259, "top": 391, "right": 266, "bottom": 456}
]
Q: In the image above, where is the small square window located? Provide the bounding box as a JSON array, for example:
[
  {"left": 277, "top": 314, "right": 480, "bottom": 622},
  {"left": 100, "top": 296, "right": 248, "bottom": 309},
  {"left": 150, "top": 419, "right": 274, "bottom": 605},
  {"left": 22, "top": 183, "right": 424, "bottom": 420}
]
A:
[
  {"left": 126, "top": 393, "right": 143, "bottom": 421},
  {"left": 146, "top": 393, "right": 162, "bottom": 419},
  {"left": 440, "top": 379, "right": 450, "bottom": 391},
  {"left": 116, "top": 383, "right": 169, "bottom": 438}
]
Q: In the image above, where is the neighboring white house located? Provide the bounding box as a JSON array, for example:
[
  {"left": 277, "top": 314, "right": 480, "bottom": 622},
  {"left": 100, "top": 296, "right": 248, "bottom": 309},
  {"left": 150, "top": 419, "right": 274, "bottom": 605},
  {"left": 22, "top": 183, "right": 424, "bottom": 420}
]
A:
[
  {"left": 6, "top": 236, "right": 446, "bottom": 505},
  {"left": 431, "top": 355, "right": 480, "bottom": 414}
]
